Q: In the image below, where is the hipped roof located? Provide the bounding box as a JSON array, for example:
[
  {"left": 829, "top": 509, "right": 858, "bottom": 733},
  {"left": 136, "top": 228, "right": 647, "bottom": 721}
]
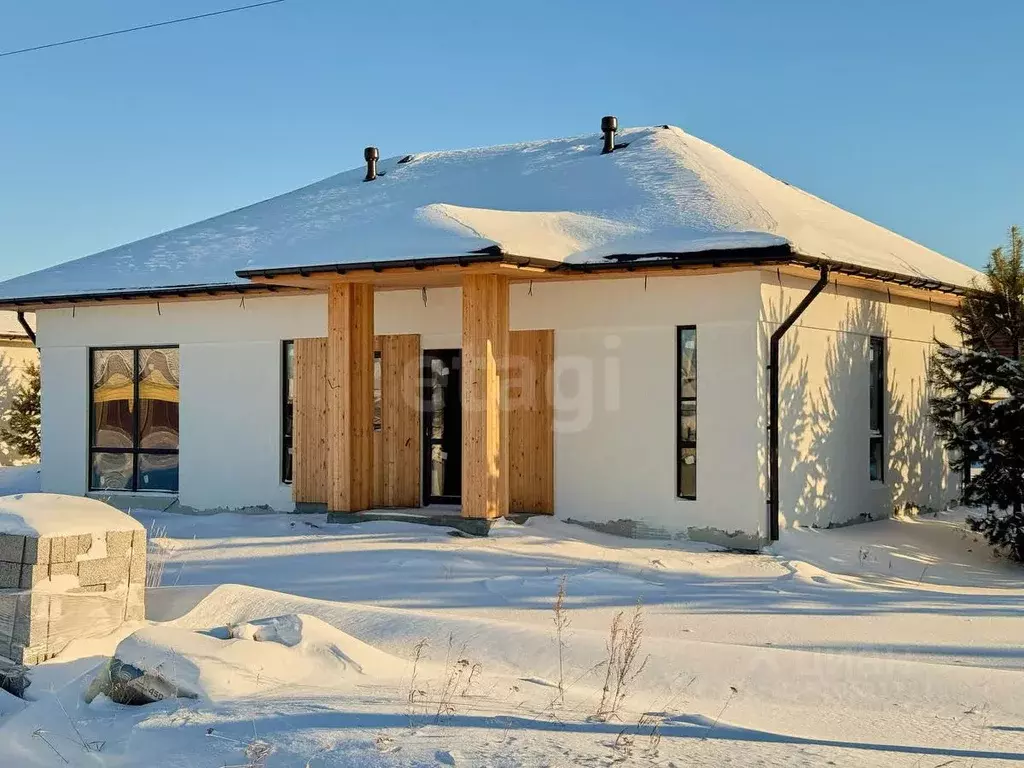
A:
[{"left": 0, "top": 125, "right": 980, "bottom": 304}]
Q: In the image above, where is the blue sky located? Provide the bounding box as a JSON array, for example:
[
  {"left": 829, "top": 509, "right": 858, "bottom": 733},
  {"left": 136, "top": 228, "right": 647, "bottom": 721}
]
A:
[{"left": 1, "top": 0, "right": 1021, "bottom": 281}]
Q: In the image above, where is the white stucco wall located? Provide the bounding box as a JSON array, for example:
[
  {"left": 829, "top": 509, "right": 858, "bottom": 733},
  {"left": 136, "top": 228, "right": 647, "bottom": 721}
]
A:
[
  {"left": 512, "top": 273, "right": 764, "bottom": 544},
  {"left": 377, "top": 274, "right": 765, "bottom": 544},
  {"left": 35, "top": 274, "right": 765, "bottom": 540},
  {"left": 35, "top": 268, "right": 960, "bottom": 541},
  {"left": 39, "top": 345, "right": 86, "bottom": 493},
  {"left": 761, "top": 273, "right": 961, "bottom": 529},
  {"left": 37, "top": 294, "right": 327, "bottom": 511}
]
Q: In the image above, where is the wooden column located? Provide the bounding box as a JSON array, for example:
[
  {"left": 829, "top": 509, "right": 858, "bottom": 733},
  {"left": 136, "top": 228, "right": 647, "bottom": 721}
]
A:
[
  {"left": 327, "top": 282, "right": 375, "bottom": 512},
  {"left": 461, "top": 274, "right": 510, "bottom": 519}
]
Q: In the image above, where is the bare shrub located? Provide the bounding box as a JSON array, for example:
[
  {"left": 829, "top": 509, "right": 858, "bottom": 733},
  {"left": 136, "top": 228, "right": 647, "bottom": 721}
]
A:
[
  {"left": 146, "top": 522, "right": 169, "bottom": 588},
  {"left": 407, "top": 639, "right": 429, "bottom": 717},
  {"left": 638, "top": 712, "right": 662, "bottom": 757},
  {"left": 594, "top": 600, "right": 649, "bottom": 721},
  {"left": 552, "top": 576, "right": 570, "bottom": 706},
  {"left": 434, "top": 634, "right": 474, "bottom": 722},
  {"left": 459, "top": 661, "right": 482, "bottom": 697}
]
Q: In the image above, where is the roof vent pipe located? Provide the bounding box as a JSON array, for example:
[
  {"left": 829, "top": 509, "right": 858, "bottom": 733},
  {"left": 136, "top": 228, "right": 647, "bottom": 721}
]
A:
[
  {"left": 601, "top": 115, "right": 618, "bottom": 154},
  {"left": 364, "top": 146, "right": 379, "bottom": 181}
]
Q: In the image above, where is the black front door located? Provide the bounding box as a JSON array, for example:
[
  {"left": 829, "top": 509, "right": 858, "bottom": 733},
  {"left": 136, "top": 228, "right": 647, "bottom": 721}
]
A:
[{"left": 422, "top": 350, "right": 462, "bottom": 505}]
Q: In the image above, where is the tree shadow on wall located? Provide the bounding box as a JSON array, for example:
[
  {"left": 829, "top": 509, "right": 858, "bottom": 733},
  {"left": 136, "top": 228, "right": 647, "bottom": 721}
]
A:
[
  {"left": 888, "top": 347, "right": 958, "bottom": 513},
  {"left": 764, "top": 292, "right": 893, "bottom": 529}
]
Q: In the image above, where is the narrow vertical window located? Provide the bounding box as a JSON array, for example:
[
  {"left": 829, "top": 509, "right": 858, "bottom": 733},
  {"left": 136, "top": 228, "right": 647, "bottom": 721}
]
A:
[
  {"left": 677, "top": 326, "right": 697, "bottom": 499},
  {"left": 90, "top": 346, "right": 179, "bottom": 492},
  {"left": 282, "top": 340, "right": 295, "bottom": 483},
  {"left": 869, "top": 336, "right": 885, "bottom": 482},
  {"left": 373, "top": 350, "right": 382, "bottom": 432}
]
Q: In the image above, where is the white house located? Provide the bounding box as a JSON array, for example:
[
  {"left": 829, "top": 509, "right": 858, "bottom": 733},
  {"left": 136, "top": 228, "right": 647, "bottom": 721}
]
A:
[{"left": 0, "top": 121, "right": 977, "bottom": 548}]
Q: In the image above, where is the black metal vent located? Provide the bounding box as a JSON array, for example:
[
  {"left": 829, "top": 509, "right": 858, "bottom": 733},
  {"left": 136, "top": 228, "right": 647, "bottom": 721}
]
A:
[
  {"left": 364, "top": 146, "right": 379, "bottom": 181},
  {"left": 600, "top": 115, "right": 630, "bottom": 153},
  {"left": 601, "top": 115, "right": 617, "bottom": 154}
]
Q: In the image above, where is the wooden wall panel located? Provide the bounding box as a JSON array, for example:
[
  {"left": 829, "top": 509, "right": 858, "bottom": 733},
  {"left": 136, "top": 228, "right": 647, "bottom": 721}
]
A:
[
  {"left": 461, "top": 274, "right": 510, "bottom": 519},
  {"left": 376, "top": 334, "right": 421, "bottom": 507},
  {"left": 327, "top": 283, "right": 375, "bottom": 512},
  {"left": 509, "top": 330, "right": 555, "bottom": 514},
  {"left": 293, "top": 337, "right": 328, "bottom": 503}
]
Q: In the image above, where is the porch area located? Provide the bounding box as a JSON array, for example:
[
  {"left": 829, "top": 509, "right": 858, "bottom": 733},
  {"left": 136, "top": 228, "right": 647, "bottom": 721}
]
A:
[{"left": 286, "top": 270, "right": 555, "bottom": 525}]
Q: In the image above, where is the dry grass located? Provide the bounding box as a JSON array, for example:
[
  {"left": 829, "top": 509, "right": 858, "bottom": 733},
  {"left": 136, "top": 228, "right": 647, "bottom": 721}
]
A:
[
  {"left": 434, "top": 634, "right": 475, "bottom": 722},
  {"left": 145, "top": 522, "right": 169, "bottom": 588},
  {"left": 407, "top": 638, "right": 429, "bottom": 717},
  {"left": 552, "top": 576, "right": 570, "bottom": 706},
  {"left": 703, "top": 686, "right": 739, "bottom": 741},
  {"left": 594, "top": 599, "right": 649, "bottom": 721}
]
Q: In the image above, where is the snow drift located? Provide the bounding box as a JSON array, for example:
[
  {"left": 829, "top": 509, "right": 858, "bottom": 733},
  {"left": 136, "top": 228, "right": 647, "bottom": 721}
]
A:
[{"left": 87, "top": 613, "right": 402, "bottom": 704}]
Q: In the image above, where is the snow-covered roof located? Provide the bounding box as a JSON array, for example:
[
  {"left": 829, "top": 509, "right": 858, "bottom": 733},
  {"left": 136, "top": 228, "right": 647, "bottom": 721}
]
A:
[{"left": 0, "top": 125, "right": 980, "bottom": 302}]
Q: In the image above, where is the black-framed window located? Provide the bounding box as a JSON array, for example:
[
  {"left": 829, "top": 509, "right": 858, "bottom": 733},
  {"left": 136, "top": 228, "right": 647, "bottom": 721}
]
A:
[
  {"left": 677, "top": 326, "right": 697, "bottom": 499},
  {"left": 373, "top": 350, "right": 382, "bottom": 432},
  {"left": 869, "top": 336, "right": 885, "bottom": 482},
  {"left": 90, "top": 347, "right": 179, "bottom": 492},
  {"left": 282, "top": 340, "right": 295, "bottom": 484}
]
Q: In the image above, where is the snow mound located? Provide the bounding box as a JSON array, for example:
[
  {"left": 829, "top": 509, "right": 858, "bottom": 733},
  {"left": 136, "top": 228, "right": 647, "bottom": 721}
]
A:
[
  {"left": 97, "top": 614, "right": 402, "bottom": 701},
  {"left": 227, "top": 613, "right": 397, "bottom": 675},
  {"left": 0, "top": 493, "right": 143, "bottom": 537}
]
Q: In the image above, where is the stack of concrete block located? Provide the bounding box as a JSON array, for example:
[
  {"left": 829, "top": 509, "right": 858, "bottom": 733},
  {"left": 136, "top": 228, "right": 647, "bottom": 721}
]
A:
[{"left": 0, "top": 495, "right": 146, "bottom": 665}]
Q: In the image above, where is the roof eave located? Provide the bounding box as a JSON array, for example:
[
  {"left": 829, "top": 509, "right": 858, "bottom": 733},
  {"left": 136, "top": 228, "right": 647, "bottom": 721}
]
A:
[
  {"left": 233, "top": 249, "right": 564, "bottom": 280},
  {"left": 0, "top": 281, "right": 303, "bottom": 311},
  {"left": 0, "top": 244, "right": 967, "bottom": 309}
]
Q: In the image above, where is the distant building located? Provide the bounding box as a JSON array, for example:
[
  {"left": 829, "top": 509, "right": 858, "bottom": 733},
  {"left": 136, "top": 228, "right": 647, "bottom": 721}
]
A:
[{"left": 0, "top": 311, "right": 37, "bottom": 465}]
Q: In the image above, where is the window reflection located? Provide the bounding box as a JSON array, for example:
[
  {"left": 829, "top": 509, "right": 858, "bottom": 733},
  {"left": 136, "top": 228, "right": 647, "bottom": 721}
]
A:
[{"left": 90, "top": 347, "right": 179, "bottom": 492}]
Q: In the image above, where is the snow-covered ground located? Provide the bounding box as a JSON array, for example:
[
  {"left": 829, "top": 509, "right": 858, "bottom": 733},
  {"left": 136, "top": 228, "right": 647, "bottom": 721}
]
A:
[{"left": 0, "top": 469, "right": 1021, "bottom": 766}]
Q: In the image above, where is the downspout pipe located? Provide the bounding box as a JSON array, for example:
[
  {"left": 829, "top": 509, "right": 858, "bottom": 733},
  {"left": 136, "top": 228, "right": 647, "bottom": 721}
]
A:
[
  {"left": 768, "top": 265, "right": 829, "bottom": 541},
  {"left": 16, "top": 311, "right": 35, "bottom": 345}
]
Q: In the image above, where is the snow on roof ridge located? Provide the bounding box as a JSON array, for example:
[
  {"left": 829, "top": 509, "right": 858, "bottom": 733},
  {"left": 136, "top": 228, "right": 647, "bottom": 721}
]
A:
[{"left": 0, "top": 124, "right": 980, "bottom": 302}]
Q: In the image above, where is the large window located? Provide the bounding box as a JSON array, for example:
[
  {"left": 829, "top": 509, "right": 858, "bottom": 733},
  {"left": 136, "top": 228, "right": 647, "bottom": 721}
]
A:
[
  {"left": 869, "top": 336, "right": 885, "bottom": 482},
  {"left": 282, "top": 341, "right": 295, "bottom": 484},
  {"left": 677, "top": 326, "right": 697, "bottom": 499},
  {"left": 90, "top": 347, "right": 179, "bottom": 492}
]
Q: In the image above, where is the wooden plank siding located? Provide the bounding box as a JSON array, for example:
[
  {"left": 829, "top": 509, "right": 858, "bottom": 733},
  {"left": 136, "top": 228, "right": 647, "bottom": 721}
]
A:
[
  {"left": 295, "top": 333, "right": 419, "bottom": 507},
  {"left": 293, "top": 337, "right": 328, "bottom": 503},
  {"left": 508, "top": 329, "right": 555, "bottom": 514},
  {"left": 374, "top": 334, "right": 421, "bottom": 507}
]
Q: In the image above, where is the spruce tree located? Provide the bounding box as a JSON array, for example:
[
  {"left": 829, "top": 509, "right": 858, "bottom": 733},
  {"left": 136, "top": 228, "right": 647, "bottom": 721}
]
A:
[
  {"left": 930, "top": 227, "right": 1024, "bottom": 561},
  {"left": 954, "top": 225, "right": 1024, "bottom": 357},
  {"left": 1, "top": 361, "right": 40, "bottom": 460}
]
